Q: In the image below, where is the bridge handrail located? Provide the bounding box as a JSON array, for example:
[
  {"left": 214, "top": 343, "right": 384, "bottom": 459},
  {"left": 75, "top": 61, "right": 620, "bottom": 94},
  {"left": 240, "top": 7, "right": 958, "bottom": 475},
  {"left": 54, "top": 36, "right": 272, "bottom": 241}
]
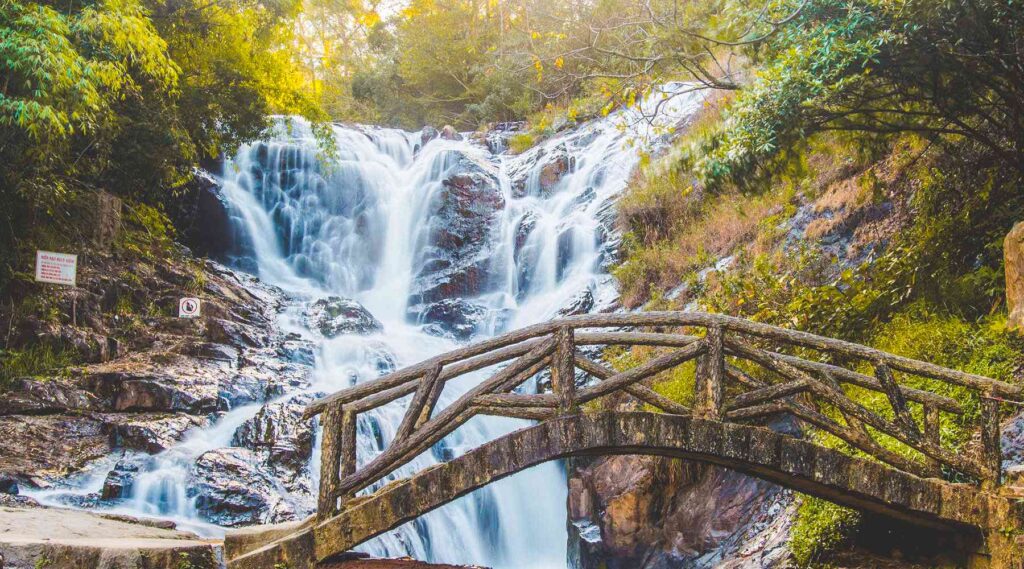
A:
[{"left": 307, "top": 311, "right": 1021, "bottom": 520}]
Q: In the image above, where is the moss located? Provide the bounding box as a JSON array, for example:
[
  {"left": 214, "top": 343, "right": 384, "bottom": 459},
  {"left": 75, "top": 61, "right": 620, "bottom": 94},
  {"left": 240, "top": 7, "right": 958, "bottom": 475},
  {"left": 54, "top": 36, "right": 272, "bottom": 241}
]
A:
[{"left": 790, "top": 496, "right": 860, "bottom": 567}]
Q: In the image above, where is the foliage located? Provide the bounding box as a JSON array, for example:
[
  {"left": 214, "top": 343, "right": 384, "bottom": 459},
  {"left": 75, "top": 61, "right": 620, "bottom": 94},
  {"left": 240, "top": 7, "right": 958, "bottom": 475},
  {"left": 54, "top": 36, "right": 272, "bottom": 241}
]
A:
[
  {"left": 0, "top": 343, "right": 74, "bottom": 390},
  {"left": 790, "top": 496, "right": 860, "bottom": 567},
  {"left": 0, "top": 0, "right": 328, "bottom": 294}
]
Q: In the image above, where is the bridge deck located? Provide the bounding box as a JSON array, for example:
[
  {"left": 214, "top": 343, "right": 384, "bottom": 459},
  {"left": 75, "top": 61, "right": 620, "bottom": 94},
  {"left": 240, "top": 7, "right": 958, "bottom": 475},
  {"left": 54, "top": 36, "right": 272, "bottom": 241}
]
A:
[
  {"left": 225, "top": 312, "right": 1024, "bottom": 568},
  {"left": 225, "top": 412, "right": 1014, "bottom": 569}
]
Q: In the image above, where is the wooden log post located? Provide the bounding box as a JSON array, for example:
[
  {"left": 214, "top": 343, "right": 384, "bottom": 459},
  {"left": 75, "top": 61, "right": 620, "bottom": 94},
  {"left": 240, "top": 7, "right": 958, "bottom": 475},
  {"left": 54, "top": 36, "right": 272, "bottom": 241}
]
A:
[
  {"left": 338, "top": 407, "right": 359, "bottom": 506},
  {"left": 923, "top": 404, "right": 942, "bottom": 476},
  {"left": 694, "top": 325, "right": 725, "bottom": 420},
  {"left": 317, "top": 405, "right": 344, "bottom": 518},
  {"left": 980, "top": 395, "right": 1002, "bottom": 487},
  {"left": 551, "top": 326, "right": 578, "bottom": 414}
]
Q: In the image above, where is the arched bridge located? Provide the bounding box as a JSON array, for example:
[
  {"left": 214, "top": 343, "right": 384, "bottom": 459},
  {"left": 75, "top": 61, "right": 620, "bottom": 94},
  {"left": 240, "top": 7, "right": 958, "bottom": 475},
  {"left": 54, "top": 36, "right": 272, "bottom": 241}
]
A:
[{"left": 225, "top": 312, "right": 1024, "bottom": 569}]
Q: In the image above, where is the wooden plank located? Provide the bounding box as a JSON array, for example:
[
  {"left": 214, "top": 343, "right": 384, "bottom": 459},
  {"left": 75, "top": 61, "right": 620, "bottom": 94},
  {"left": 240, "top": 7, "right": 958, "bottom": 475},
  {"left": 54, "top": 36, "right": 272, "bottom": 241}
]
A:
[
  {"left": 576, "top": 341, "right": 706, "bottom": 405},
  {"left": 471, "top": 405, "right": 557, "bottom": 421},
  {"left": 761, "top": 350, "right": 963, "bottom": 413},
  {"left": 306, "top": 336, "right": 552, "bottom": 417},
  {"left": 574, "top": 353, "right": 691, "bottom": 415},
  {"left": 726, "top": 379, "right": 810, "bottom": 411},
  {"left": 337, "top": 339, "right": 555, "bottom": 496},
  {"left": 725, "top": 336, "right": 982, "bottom": 479},
  {"left": 876, "top": 363, "right": 921, "bottom": 441},
  {"left": 393, "top": 365, "right": 443, "bottom": 445},
  {"left": 923, "top": 404, "right": 942, "bottom": 476},
  {"left": 473, "top": 392, "right": 559, "bottom": 408}
]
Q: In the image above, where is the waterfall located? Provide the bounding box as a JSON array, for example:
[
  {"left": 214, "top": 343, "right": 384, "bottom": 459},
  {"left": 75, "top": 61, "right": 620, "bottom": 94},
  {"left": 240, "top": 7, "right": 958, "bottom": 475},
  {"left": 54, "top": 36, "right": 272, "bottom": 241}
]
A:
[{"left": 28, "top": 84, "right": 705, "bottom": 568}]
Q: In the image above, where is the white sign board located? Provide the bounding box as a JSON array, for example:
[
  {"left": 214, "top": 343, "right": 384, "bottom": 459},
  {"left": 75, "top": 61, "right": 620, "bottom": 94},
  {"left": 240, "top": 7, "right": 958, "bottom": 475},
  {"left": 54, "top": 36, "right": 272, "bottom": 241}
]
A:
[
  {"left": 35, "top": 251, "right": 78, "bottom": 286},
  {"left": 179, "top": 297, "right": 202, "bottom": 318}
]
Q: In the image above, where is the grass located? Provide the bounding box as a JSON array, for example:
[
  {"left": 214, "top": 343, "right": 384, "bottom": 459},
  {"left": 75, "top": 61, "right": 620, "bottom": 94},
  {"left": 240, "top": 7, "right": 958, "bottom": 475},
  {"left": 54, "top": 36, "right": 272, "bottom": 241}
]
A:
[{"left": 0, "top": 344, "right": 76, "bottom": 389}]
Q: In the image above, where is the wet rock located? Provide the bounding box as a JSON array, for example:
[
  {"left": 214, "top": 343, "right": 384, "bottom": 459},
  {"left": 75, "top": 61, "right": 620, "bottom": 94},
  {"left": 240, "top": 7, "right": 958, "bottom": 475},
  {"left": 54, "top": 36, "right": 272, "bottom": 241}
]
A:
[
  {"left": 0, "top": 415, "right": 110, "bottom": 479},
  {"left": 420, "top": 126, "right": 439, "bottom": 147},
  {"left": 206, "top": 318, "right": 268, "bottom": 348},
  {"left": 410, "top": 153, "right": 504, "bottom": 305},
  {"left": 100, "top": 458, "right": 140, "bottom": 501},
  {"left": 169, "top": 171, "right": 239, "bottom": 260},
  {"left": 0, "top": 379, "right": 98, "bottom": 416},
  {"left": 0, "top": 475, "right": 19, "bottom": 495},
  {"left": 83, "top": 370, "right": 221, "bottom": 414},
  {"left": 233, "top": 395, "right": 315, "bottom": 476},
  {"left": 558, "top": 287, "right": 594, "bottom": 317},
  {"left": 413, "top": 299, "right": 488, "bottom": 341},
  {"left": 190, "top": 448, "right": 298, "bottom": 527},
  {"left": 108, "top": 414, "right": 208, "bottom": 453},
  {"left": 304, "top": 297, "right": 383, "bottom": 338},
  {"left": 538, "top": 147, "right": 573, "bottom": 193},
  {"left": 440, "top": 125, "right": 463, "bottom": 141}
]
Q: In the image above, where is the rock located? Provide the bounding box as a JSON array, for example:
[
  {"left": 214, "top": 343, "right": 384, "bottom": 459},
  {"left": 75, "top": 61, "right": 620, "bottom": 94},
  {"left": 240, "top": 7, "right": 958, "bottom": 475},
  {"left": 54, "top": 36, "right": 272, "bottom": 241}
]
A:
[
  {"left": 0, "top": 379, "right": 98, "bottom": 416},
  {"left": 1006, "top": 221, "right": 1024, "bottom": 331},
  {"left": 100, "top": 458, "right": 140, "bottom": 501},
  {"left": 0, "top": 414, "right": 110, "bottom": 480},
  {"left": 440, "top": 125, "right": 462, "bottom": 141},
  {"left": 189, "top": 448, "right": 298, "bottom": 527},
  {"left": 0, "top": 475, "right": 19, "bottom": 495},
  {"left": 206, "top": 317, "right": 268, "bottom": 347},
  {"left": 83, "top": 370, "right": 222, "bottom": 414},
  {"left": 538, "top": 147, "right": 573, "bottom": 193},
  {"left": 413, "top": 299, "right": 489, "bottom": 340},
  {"left": 420, "top": 126, "right": 439, "bottom": 147},
  {"left": 558, "top": 287, "right": 594, "bottom": 317},
  {"left": 167, "top": 170, "right": 241, "bottom": 260},
  {"left": 232, "top": 395, "right": 315, "bottom": 476},
  {"left": 410, "top": 153, "right": 504, "bottom": 305},
  {"left": 568, "top": 455, "right": 794, "bottom": 569},
  {"left": 108, "top": 414, "right": 208, "bottom": 453},
  {"left": 304, "top": 296, "right": 383, "bottom": 338}
]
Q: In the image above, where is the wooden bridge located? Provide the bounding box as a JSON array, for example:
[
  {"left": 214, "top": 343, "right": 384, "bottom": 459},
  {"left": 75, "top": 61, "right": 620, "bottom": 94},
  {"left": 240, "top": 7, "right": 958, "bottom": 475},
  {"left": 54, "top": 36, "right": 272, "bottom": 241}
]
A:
[{"left": 224, "top": 312, "right": 1024, "bottom": 568}]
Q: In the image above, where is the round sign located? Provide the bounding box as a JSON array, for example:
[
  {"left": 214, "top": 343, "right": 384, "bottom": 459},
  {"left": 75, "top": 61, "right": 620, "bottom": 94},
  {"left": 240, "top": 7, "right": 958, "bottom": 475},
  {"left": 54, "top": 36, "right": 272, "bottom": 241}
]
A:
[{"left": 179, "top": 297, "right": 201, "bottom": 318}]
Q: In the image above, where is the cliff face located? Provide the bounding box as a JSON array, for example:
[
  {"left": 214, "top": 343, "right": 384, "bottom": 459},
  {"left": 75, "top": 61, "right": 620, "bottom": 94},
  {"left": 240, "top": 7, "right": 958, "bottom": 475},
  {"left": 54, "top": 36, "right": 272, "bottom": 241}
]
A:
[{"left": 568, "top": 451, "right": 795, "bottom": 569}]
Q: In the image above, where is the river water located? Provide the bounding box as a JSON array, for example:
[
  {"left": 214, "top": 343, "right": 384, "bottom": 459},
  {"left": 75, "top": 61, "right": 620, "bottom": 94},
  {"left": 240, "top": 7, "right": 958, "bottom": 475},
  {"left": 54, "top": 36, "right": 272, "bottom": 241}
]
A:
[{"left": 31, "top": 85, "right": 704, "bottom": 568}]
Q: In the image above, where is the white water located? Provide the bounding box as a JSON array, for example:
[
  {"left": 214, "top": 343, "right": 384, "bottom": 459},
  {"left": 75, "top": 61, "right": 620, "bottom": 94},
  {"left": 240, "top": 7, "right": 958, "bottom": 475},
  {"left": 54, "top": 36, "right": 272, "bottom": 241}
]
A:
[{"left": 30, "top": 84, "right": 704, "bottom": 568}]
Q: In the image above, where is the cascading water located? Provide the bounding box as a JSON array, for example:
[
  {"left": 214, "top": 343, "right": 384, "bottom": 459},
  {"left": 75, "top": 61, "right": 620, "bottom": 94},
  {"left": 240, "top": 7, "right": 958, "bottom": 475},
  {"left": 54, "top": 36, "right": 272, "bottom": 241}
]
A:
[{"left": 30, "top": 84, "right": 705, "bottom": 568}]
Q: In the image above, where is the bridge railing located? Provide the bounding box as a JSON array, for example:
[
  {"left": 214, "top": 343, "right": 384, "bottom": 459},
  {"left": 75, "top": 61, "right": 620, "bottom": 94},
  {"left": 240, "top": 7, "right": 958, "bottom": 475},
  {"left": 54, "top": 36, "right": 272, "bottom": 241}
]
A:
[{"left": 304, "top": 312, "right": 1023, "bottom": 519}]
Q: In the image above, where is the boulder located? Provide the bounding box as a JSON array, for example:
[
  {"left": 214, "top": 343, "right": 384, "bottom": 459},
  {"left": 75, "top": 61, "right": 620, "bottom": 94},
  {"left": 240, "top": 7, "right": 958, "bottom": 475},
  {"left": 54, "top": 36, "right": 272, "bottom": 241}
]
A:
[
  {"left": 538, "top": 147, "right": 573, "bottom": 193},
  {"left": 108, "top": 414, "right": 208, "bottom": 454},
  {"left": 420, "top": 126, "right": 439, "bottom": 147},
  {"left": 1006, "top": 221, "right": 1024, "bottom": 331},
  {"left": 304, "top": 297, "right": 383, "bottom": 338},
  {"left": 189, "top": 448, "right": 298, "bottom": 527},
  {"left": 439, "top": 125, "right": 463, "bottom": 141},
  {"left": 232, "top": 395, "right": 315, "bottom": 476},
  {"left": 0, "top": 414, "right": 110, "bottom": 479},
  {"left": 410, "top": 153, "right": 504, "bottom": 305},
  {"left": 558, "top": 287, "right": 595, "bottom": 317},
  {"left": 0, "top": 379, "right": 98, "bottom": 416},
  {"left": 100, "top": 458, "right": 140, "bottom": 501},
  {"left": 83, "top": 370, "right": 222, "bottom": 414},
  {"left": 413, "top": 299, "right": 489, "bottom": 340}
]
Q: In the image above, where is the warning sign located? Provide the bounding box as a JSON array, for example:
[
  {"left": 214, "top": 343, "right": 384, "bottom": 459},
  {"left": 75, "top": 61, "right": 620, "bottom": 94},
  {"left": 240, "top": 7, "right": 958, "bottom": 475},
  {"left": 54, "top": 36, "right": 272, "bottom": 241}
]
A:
[
  {"left": 179, "top": 297, "right": 201, "bottom": 318},
  {"left": 35, "top": 251, "right": 78, "bottom": 286}
]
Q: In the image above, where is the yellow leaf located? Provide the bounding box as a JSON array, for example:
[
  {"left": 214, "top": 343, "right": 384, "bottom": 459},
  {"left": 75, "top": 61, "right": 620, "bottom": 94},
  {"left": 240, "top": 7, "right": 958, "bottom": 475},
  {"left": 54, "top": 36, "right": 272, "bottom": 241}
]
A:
[{"left": 554, "top": 57, "right": 564, "bottom": 69}]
